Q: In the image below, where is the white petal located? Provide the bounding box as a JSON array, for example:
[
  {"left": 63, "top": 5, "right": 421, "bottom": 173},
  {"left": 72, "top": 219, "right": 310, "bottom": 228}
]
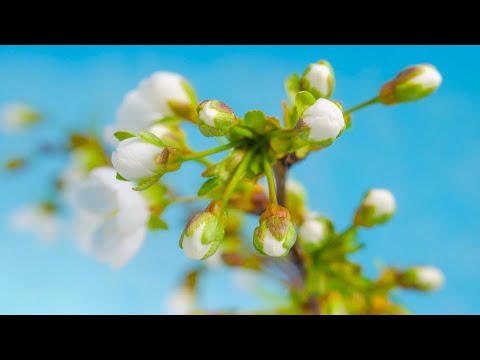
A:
[
  {"left": 302, "top": 98, "right": 344, "bottom": 142},
  {"left": 262, "top": 229, "right": 287, "bottom": 257},
  {"left": 182, "top": 223, "right": 211, "bottom": 260},
  {"left": 74, "top": 179, "right": 118, "bottom": 215},
  {"left": 198, "top": 101, "right": 218, "bottom": 127},
  {"left": 137, "top": 71, "right": 190, "bottom": 116},
  {"left": 363, "top": 189, "right": 396, "bottom": 217},
  {"left": 299, "top": 219, "right": 327, "bottom": 244},
  {"left": 111, "top": 137, "right": 160, "bottom": 182},
  {"left": 411, "top": 65, "right": 442, "bottom": 89},
  {"left": 305, "top": 63, "right": 331, "bottom": 95}
]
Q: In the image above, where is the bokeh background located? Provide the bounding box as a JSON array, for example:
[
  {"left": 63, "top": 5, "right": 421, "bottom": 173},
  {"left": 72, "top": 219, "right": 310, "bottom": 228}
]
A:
[{"left": 0, "top": 45, "right": 478, "bottom": 314}]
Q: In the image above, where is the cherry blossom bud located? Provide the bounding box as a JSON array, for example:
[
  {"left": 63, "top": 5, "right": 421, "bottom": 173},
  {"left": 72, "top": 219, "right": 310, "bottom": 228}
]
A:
[
  {"left": 296, "top": 98, "right": 345, "bottom": 147},
  {"left": 400, "top": 266, "right": 445, "bottom": 291},
  {"left": 111, "top": 136, "right": 166, "bottom": 182},
  {"left": 354, "top": 189, "right": 396, "bottom": 228},
  {"left": 379, "top": 64, "right": 442, "bottom": 105},
  {"left": 197, "top": 100, "right": 238, "bottom": 137},
  {"left": 180, "top": 201, "right": 227, "bottom": 260},
  {"left": 253, "top": 204, "right": 297, "bottom": 257},
  {"left": 298, "top": 212, "right": 333, "bottom": 251},
  {"left": 299, "top": 60, "right": 335, "bottom": 99}
]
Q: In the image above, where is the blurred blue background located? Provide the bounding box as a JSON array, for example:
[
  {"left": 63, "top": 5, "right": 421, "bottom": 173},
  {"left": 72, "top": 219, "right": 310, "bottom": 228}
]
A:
[{"left": 0, "top": 45, "right": 478, "bottom": 314}]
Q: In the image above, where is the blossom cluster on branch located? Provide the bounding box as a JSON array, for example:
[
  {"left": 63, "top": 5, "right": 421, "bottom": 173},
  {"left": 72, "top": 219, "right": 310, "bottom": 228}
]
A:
[{"left": 2, "top": 60, "right": 444, "bottom": 314}]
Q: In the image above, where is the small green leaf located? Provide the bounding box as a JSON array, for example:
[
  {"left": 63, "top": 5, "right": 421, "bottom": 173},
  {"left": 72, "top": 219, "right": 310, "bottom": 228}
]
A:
[
  {"left": 116, "top": 173, "right": 128, "bottom": 181},
  {"left": 249, "top": 154, "right": 263, "bottom": 175},
  {"left": 148, "top": 215, "right": 169, "bottom": 231},
  {"left": 198, "top": 177, "right": 221, "bottom": 196},
  {"left": 133, "top": 174, "right": 161, "bottom": 191},
  {"left": 244, "top": 110, "right": 266, "bottom": 133},
  {"left": 114, "top": 131, "right": 136, "bottom": 141},
  {"left": 285, "top": 73, "right": 300, "bottom": 104},
  {"left": 138, "top": 131, "right": 165, "bottom": 147},
  {"left": 295, "top": 91, "right": 316, "bottom": 118}
]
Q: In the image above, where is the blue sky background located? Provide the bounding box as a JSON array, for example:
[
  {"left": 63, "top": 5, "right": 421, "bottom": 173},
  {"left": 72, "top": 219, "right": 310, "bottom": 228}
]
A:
[{"left": 0, "top": 45, "right": 479, "bottom": 314}]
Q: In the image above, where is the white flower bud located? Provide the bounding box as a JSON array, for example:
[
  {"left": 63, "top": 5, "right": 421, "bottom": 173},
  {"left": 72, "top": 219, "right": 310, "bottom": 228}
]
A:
[
  {"left": 354, "top": 189, "right": 396, "bottom": 227},
  {"left": 298, "top": 213, "right": 333, "bottom": 250},
  {"left": 379, "top": 64, "right": 442, "bottom": 105},
  {"left": 296, "top": 98, "right": 345, "bottom": 147},
  {"left": 1, "top": 102, "right": 42, "bottom": 133},
  {"left": 402, "top": 266, "right": 445, "bottom": 291},
  {"left": 300, "top": 60, "right": 335, "bottom": 99},
  {"left": 180, "top": 201, "right": 226, "bottom": 260},
  {"left": 197, "top": 100, "right": 238, "bottom": 137},
  {"left": 253, "top": 205, "right": 297, "bottom": 257},
  {"left": 111, "top": 136, "right": 165, "bottom": 182}
]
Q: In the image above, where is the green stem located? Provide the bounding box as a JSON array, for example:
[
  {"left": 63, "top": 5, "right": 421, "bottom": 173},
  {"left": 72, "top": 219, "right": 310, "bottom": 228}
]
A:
[
  {"left": 231, "top": 126, "right": 257, "bottom": 140},
  {"left": 182, "top": 141, "right": 243, "bottom": 162},
  {"left": 344, "top": 97, "right": 379, "bottom": 115},
  {"left": 222, "top": 145, "right": 259, "bottom": 208},
  {"left": 266, "top": 128, "right": 296, "bottom": 141},
  {"left": 168, "top": 196, "right": 208, "bottom": 204},
  {"left": 262, "top": 150, "right": 277, "bottom": 205}
]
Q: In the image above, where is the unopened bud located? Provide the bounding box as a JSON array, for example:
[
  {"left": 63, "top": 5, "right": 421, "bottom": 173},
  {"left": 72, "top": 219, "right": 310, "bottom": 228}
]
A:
[
  {"left": 296, "top": 98, "right": 345, "bottom": 147},
  {"left": 299, "top": 60, "right": 335, "bottom": 99},
  {"left": 354, "top": 189, "right": 396, "bottom": 228},
  {"left": 180, "top": 200, "right": 226, "bottom": 260},
  {"left": 197, "top": 100, "right": 238, "bottom": 137},
  {"left": 379, "top": 64, "right": 442, "bottom": 105},
  {"left": 253, "top": 204, "right": 297, "bottom": 257}
]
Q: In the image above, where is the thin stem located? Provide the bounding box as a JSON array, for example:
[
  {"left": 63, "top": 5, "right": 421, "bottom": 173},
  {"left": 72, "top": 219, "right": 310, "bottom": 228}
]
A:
[
  {"left": 222, "top": 145, "right": 259, "bottom": 208},
  {"left": 231, "top": 126, "right": 257, "bottom": 140},
  {"left": 194, "top": 158, "right": 213, "bottom": 167},
  {"left": 344, "top": 96, "right": 379, "bottom": 115},
  {"left": 182, "top": 141, "right": 243, "bottom": 162},
  {"left": 168, "top": 196, "right": 208, "bottom": 204},
  {"left": 262, "top": 150, "right": 277, "bottom": 205}
]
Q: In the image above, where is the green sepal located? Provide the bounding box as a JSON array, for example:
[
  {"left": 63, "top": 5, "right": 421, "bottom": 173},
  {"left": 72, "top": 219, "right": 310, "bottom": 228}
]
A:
[
  {"left": 138, "top": 131, "right": 166, "bottom": 147},
  {"left": 244, "top": 110, "right": 266, "bottom": 134},
  {"left": 132, "top": 174, "right": 162, "bottom": 191},
  {"left": 181, "top": 79, "right": 198, "bottom": 105},
  {"left": 198, "top": 177, "right": 221, "bottom": 196},
  {"left": 116, "top": 173, "right": 128, "bottom": 181},
  {"left": 147, "top": 215, "right": 169, "bottom": 231},
  {"left": 114, "top": 131, "right": 136, "bottom": 141},
  {"left": 295, "top": 91, "right": 316, "bottom": 118}
]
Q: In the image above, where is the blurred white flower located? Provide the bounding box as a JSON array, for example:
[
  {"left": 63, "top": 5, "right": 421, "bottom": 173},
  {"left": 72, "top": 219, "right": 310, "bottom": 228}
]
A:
[
  {"left": 166, "top": 286, "right": 195, "bottom": 315},
  {"left": 10, "top": 203, "right": 59, "bottom": 244},
  {"left": 1, "top": 102, "right": 42, "bottom": 134},
  {"left": 71, "top": 167, "right": 149, "bottom": 268},
  {"left": 104, "top": 71, "right": 195, "bottom": 145}
]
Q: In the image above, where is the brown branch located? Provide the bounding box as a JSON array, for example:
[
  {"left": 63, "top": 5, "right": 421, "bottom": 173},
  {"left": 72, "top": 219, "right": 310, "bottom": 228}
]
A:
[{"left": 273, "top": 154, "right": 320, "bottom": 314}]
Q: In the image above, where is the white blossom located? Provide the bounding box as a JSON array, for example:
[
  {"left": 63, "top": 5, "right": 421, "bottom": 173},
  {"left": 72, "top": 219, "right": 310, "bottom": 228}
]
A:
[
  {"left": 1, "top": 102, "right": 41, "bottom": 133},
  {"left": 10, "top": 204, "right": 59, "bottom": 244},
  {"left": 166, "top": 286, "right": 195, "bottom": 315},
  {"left": 71, "top": 167, "right": 149, "bottom": 268}
]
